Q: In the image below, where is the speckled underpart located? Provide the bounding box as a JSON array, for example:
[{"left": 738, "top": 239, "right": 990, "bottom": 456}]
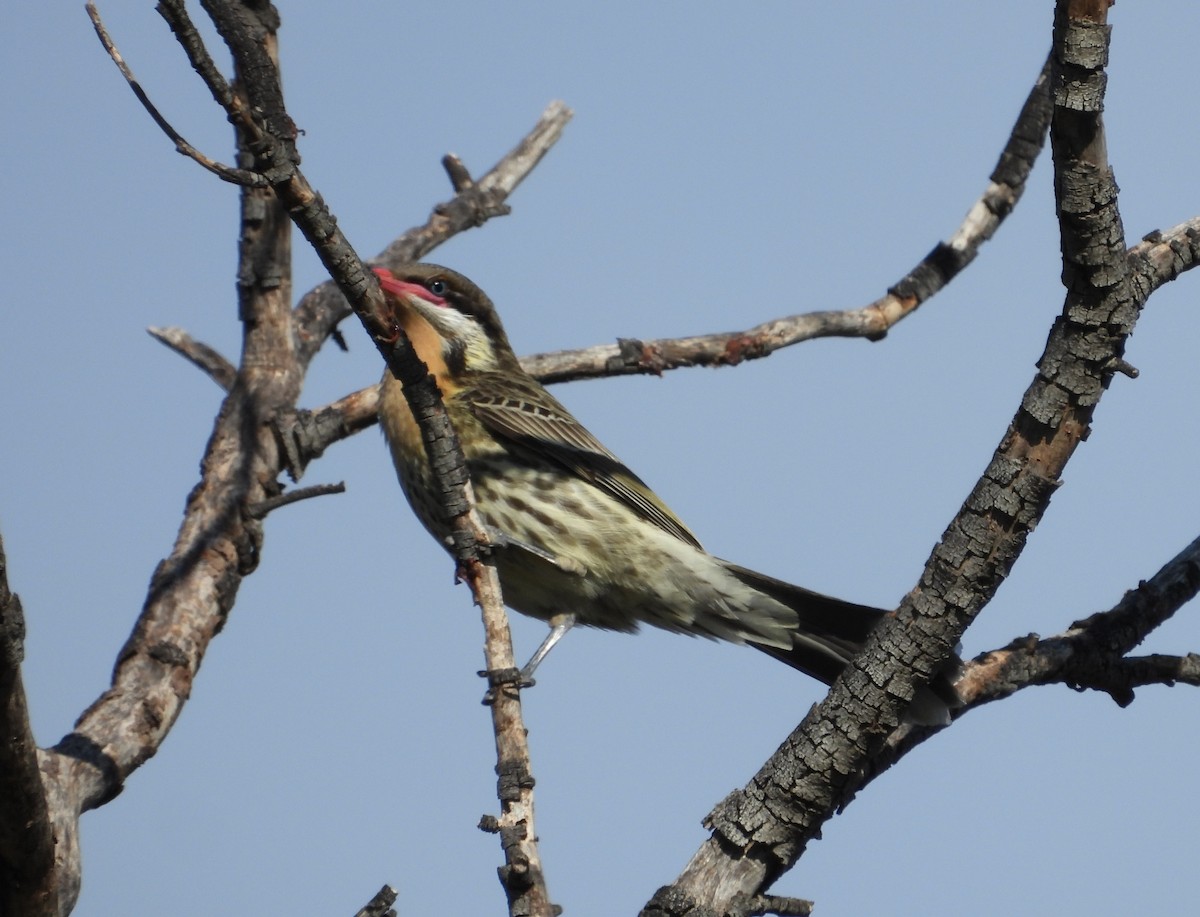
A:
[{"left": 383, "top": 374, "right": 799, "bottom": 645}]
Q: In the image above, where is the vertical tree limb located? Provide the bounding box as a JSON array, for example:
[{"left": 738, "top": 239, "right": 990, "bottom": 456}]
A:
[
  {"left": 28, "top": 4, "right": 569, "bottom": 913},
  {"left": 186, "top": 3, "right": 556, "bottom": 913},
  {"left": 0, "top": 535, "right": 57, "bottom": 917}
]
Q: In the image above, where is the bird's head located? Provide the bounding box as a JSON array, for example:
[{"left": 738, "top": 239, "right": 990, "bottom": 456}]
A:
[{"left": 373, "top": 264, "right": 522, "bottom": 378}]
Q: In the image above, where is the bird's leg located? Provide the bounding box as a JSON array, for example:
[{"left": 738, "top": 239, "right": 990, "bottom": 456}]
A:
[
  {"left": 479, "top": 613, "right": 578, "bottom": 703},
  {"left": 454, "top": 528, "right": 587, "bottom": 576},
  {"left": 518, "top": 613, "right": 577, "bottom": 686}
]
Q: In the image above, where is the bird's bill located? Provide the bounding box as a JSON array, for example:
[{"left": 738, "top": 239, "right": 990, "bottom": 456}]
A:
[
  {"left": 373, "top": 267, "right": 446, "bottom": 309},
  {"left": 371, "top": 267, "right": 475, "bottom": 377}
]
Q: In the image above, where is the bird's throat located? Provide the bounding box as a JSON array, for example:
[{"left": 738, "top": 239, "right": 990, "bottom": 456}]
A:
[{"left": 395, "top": 307, "right": 457, "bottom": 394}]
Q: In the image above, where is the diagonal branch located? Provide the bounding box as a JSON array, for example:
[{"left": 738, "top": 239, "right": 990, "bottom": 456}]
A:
[
  {"left": 86, "top": 2, "right": 264, "bottom": 186},
  {"left": 270, "top": 201, "right": 1200, "bottom": 480},
  {"left": 963, "top": 530, "right": 1200, "bottom": 707},
  {"left": 838, "top": 530, "right": 1200, "bottom": 793},
  {"left": 156, "top": 209, "right": 1200, "bottom": 501},
  {"left": 528, "top": 55, "right": 1053, "bottom": 385},
  {"left": 147, "top": 326, "right": 238, "bottom": 391},
  {"left": 229, "top": 53, "right": 1059, "bottom": 482},
  {"left": 656, "top": 5, "right": 1143, "bottom": 912}
]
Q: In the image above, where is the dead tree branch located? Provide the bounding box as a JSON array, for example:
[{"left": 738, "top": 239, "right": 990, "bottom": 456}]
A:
[
  {"left": 963, "top": 530, "right": 1200, "bottom": 706},
  {"left": 136, "top": 2, "right": 560, "bottom": 913},
  {"left": 525, "top": 55, "right": 1053, "bottom": 385},
  {"left": 654, "top": 4, "right": 1145, "bottom": 911},
  {"left": 147, "top": 326, "right": 238, "bottom": 391},
  {"left": 7, "top": 4, "right": 573, "bottom": 912},
  {"left": 86, "top": 2, "right": 264, "bottom": 186},
  {"left": 0, "top": 536, "right": 56, "bottom": 917}
]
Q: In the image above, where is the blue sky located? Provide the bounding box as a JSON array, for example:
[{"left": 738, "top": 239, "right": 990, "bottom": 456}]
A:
[{"left": 3, "top": 3, "right": 1198, "bottom": 915}]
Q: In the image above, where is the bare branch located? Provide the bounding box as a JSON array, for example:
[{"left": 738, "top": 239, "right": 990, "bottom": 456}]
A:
[
  {"left": 86, "top": 2, "right": 265, "bottom": 186},
  {"left": 188, "top": 4, "right": 556, "bottom": 913},
  {"left": 1128, "top": 217, "right": 1200, "bottom": 299},
  {"left": 246, "top": 482, "right": 346, "bottom": 520},
  {"left": 147, "top": 326, "right": 238, "bottom": 391},
  {"left": 524, "top": 58, "right": 1053, "bottom": 384},
  {"left": 645, "top": 890, "right": 815, "bottom": 917},
  {"left": 442, "top": 153, "right": 476, "bottom": 193},
  {"left": 268, "top": 191, "right": 1200, "bottom": 468},
  {"left": 962, "top": 530, "right": 1200, "bottom": 706},
  {"left": 658, "top": 6, "right": 1143, "bottom": 910},
  {"left": 835, "top": 528, "right": 1200, "bottom": 798},
  {"left": 157, "top": 0, "right": 262, "bottom": 146},
  {"left": 262, "top": 58, "right": 1053, "bottom": 473},
  {"left": 0, "top": 535, "right": 57, "bottom": 917},
  {"left": 1071, "top": 653, "right": 1200, "bottom": 694},
  {"left": 272, "top": 386, "right": 379, "bottom": 482},
  {"left": 39, "top": 1, "right": 568, "bottom": 896},
  {"left": 34, "top": 5, "right": 300, "bottom": 911}
]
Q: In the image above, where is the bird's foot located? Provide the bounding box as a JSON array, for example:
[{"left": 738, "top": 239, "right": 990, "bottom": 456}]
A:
[{"left": 477, "top": 614, "right": 577, "bottom": 703}]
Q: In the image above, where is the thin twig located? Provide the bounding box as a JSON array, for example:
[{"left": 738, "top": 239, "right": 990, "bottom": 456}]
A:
[
  {"left": 147, "top": 326, "right": 238, "bottom": 391},
  {"left": 524, "top": 58, "right": 1053, "bottom": 385},
  {"left": 156, "top": 0, "right": 260, "bottom": 142},
  {"left": 246, "top": 482, "right": 346, "bottom": 519},
  {"left": 87, "top": 2, "right": 265, "bottom": 186}
]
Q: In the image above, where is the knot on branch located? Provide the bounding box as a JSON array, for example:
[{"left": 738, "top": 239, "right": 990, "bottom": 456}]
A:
[
  {"left": 495, "top": 758, "right": 535, "bottom": 802},
  {"left": 609, "top": 338, "right": 666, "bottom": 375},
  {"left": 720, "top": 334, "right": 769, "bottom": 366},
  {"left": 478, "top": 666, "right": 524, "bottom": 705}
]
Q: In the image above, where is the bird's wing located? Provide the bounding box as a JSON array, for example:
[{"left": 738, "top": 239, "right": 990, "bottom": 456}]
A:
[{"left": 465, "top": 375, "right": 703, "bottom": 549}]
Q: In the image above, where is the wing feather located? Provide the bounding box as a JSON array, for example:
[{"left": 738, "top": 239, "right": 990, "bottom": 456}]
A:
[{"left": 465, "top": 375, "right": 703, "bottom": 548}]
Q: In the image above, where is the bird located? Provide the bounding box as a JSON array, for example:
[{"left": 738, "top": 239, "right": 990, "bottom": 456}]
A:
[{"left": 374, "top": 263, "right": 958, "bottom": 722}]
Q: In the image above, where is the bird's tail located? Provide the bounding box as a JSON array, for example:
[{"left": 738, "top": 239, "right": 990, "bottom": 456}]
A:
[{"left": 721, "top": 561, "right": 961, "bottom": 725}]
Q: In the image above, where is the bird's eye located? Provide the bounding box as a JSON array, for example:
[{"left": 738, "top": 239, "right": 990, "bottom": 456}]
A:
[{"left": 428, "top": 280, "right": 447, "bottom": 297}]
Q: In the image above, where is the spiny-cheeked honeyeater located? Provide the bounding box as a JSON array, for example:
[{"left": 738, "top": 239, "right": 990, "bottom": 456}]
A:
[{"left": 375, "top": 264, "right": 959, "bottom": 722}]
